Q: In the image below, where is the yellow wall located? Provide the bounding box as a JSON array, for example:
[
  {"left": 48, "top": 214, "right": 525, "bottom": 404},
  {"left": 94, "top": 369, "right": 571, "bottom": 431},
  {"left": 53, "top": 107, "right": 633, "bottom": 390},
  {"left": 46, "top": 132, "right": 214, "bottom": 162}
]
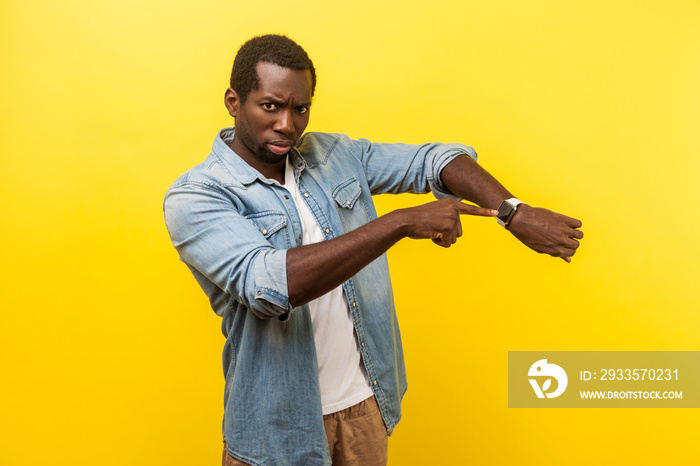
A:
[{"left": 2, "top": 1, "right": 699, "bottom": 464}]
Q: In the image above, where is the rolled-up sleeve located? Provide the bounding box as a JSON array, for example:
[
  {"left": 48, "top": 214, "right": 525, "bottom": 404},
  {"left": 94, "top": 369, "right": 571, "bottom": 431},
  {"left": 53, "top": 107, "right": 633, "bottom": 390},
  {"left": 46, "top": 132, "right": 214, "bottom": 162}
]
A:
[
  {"left": 338, "top": 135, "right": 477, "bottom": 198},
  {"left": 163, "top": 181, "right": 292, "bottom": 320}
]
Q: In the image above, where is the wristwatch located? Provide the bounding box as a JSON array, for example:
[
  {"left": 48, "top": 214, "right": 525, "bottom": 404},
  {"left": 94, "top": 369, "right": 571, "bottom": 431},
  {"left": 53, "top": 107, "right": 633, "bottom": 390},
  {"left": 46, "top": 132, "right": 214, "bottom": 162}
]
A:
[{"left": 496, "top": 198, "right": 524, "bottom": 228}]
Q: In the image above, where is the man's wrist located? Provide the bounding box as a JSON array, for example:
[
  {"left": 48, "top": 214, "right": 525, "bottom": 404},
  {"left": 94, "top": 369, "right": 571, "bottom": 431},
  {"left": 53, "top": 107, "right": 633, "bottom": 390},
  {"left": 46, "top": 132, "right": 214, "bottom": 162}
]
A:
[
  {"left": 496, "top": 198, "right": 524, "bottom": 229},
  {"left": 506, "top": 203, "right": 531, "bottom": 230},
  {"left": 379, "top": 209, "right": 408, "bottom": 241}
]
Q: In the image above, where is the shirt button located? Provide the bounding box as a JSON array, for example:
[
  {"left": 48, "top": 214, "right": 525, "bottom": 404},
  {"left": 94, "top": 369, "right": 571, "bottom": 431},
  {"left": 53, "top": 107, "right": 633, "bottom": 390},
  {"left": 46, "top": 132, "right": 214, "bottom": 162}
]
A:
[
  {"left": 346, "top": 200, "right": 350, "bottom": 205},
  {"left": 325, "top": 228, "right": 330, "bottom": 234},
  {"left": 285, "top": 195, "right": 290, "bottom": 200},
  {"left": 262, "top": 229, "right": 268, "bottom": 235},
  {"left": 303, "top": 192, "right": 309, "bottom": 198},
  {"left": 256, "top": 290, "right": 262, "bottom": 295},
  {"left": 373, "top": 380, "right": 378, "bottom": 386},
  {"left": 361, "top": 342, "right": 365, "bottom": 347},
  {"left": 352, "top": 301, "right": 356, "bottom": 308}
]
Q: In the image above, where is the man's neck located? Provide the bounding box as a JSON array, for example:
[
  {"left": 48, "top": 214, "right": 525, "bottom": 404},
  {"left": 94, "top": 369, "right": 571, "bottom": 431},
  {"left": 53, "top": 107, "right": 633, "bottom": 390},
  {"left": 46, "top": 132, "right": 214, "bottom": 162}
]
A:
[
  {"left": 228, "top": 141, "right": 286, "bottom": 184},
  {"left": 258, "top": 160, "right": 286, "bottom": 184}
]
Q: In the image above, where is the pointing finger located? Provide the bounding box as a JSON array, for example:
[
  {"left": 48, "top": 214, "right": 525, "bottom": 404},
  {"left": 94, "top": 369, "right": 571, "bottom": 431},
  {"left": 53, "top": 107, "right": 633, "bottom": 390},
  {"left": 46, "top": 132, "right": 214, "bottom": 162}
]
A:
[{"left": 457, "top": 202, "right": 498, "bottom": 217}]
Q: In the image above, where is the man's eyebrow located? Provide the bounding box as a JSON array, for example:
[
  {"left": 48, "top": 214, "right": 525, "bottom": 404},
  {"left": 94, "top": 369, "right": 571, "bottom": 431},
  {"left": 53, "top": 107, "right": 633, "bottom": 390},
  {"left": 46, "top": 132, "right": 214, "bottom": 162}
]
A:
[
  {"left": 261, "top": 96, "right": 286, "bottom": 105},
  {"left": 260, "top": 96, "right": 311, "bottom": 107}
]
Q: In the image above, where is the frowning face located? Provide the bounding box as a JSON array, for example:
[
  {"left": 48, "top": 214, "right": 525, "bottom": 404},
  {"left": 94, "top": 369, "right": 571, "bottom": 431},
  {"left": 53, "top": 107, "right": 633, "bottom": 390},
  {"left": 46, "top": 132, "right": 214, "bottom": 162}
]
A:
[{"left": 225, "top": 61, "right": 312, "bottom": 175}]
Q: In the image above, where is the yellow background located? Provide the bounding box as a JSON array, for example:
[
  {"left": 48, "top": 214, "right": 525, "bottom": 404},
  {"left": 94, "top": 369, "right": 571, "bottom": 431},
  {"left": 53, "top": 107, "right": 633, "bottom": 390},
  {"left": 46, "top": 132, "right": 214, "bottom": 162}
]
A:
[{"left": 2, "top": 0, "right": 699, "bottom": 464}]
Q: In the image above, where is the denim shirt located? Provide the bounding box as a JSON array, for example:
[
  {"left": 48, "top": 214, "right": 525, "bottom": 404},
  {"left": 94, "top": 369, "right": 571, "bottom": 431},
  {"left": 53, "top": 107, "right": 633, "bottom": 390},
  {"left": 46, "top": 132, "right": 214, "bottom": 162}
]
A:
[{"left": 163, "top": 128, "right": 476, "bottom": 466}]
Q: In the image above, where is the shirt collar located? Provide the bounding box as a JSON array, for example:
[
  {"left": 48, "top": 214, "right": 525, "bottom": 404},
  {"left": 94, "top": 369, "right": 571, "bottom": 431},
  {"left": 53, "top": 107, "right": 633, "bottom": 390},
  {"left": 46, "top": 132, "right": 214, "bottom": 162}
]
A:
[{"left": 212, "top": 127, "right": 307, "bottom": 186}]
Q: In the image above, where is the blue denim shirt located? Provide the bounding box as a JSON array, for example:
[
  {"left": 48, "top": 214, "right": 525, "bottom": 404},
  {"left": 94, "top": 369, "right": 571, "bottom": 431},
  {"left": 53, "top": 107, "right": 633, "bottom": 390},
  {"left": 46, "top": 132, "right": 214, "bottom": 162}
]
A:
[{"left": 163, "top": 128, "right": 476, "bottom": 466}]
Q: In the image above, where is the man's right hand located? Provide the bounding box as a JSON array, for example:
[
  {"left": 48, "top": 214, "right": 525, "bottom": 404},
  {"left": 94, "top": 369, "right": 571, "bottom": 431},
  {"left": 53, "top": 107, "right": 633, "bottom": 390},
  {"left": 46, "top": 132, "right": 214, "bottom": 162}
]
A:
[{"left": 395, "top": 198, "right": 498, "bottom": 248}]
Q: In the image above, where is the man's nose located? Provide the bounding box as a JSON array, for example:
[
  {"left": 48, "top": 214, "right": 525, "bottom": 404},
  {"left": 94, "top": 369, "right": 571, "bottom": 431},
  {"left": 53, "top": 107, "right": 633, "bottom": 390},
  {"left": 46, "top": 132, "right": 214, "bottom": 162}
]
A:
[{"left": 274, "top": 109, "right": 294, "bottom": 134}]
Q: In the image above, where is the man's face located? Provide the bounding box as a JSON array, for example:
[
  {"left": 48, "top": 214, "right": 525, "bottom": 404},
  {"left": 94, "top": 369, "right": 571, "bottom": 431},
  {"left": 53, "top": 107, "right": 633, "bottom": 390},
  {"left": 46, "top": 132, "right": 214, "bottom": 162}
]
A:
[{"left": 225, "top": 62, "right": 312, "bottom": 170}]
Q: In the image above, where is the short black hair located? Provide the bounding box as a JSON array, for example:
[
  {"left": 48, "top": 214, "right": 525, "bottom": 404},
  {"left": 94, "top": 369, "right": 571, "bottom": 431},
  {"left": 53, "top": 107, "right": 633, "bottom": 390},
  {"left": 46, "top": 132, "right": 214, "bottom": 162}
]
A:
[{"left": 230, "top": 34, "right": 316, "bottom": 104}]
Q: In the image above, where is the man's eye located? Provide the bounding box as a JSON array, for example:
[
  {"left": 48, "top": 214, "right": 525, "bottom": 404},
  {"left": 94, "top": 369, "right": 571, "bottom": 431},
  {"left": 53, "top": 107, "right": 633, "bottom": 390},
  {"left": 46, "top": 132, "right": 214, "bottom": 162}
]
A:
[
  {"left": 262, "top": 103, "right": 277, "bottom": 110},
  {"left": 296, "top": 106, "right": 308, "bottom": 114}
]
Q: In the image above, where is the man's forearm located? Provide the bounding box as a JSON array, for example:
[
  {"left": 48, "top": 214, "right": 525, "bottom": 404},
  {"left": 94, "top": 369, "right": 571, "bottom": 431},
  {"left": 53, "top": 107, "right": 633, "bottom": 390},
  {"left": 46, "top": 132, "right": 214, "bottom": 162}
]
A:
[
  {"left": 286, "top": 198, "right": 495, "bottom": 307},
  {"left": 440, "top": 153, "right": 584, "bottom": 261},
  {"left": 286, "top": 211, "right": 406, "bottom": 307},
  {"left": 440, "top": 154, "right": 513, "bottom": 209}
]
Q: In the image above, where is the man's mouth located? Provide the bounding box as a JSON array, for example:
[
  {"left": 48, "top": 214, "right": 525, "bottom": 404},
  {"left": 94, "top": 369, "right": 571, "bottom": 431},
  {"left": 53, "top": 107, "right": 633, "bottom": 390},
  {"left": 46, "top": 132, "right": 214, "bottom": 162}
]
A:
[{"left": 267, "top": 141, "right": 293, "bottom": 155}]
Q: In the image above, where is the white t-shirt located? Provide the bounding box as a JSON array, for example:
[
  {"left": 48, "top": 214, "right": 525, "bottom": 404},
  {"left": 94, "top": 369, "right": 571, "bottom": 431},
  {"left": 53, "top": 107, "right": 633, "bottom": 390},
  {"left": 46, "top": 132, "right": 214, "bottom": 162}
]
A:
[{"left": 282, "top": 157, "right": 373, "bottom": 415}]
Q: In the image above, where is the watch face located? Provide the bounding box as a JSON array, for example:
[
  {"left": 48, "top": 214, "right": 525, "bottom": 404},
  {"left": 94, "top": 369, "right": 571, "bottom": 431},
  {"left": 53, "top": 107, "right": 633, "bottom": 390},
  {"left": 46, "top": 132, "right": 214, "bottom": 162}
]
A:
[{"left": 497, "top": 203, "right": 513, "bottom": 223}]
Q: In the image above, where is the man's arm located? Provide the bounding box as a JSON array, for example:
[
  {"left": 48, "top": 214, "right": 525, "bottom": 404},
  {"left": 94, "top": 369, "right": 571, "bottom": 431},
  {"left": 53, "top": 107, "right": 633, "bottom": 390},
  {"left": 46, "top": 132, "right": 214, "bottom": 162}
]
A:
[
  {"left": 439, "top": 154, "right": 584, "bottom": 262},
  {"left": 287, "top": 199, "right": 496, "bottom": 307},
  {"left": 287, "top": 139, "right": 582, "bottom": 308},
  {"left": 163, "top": 164, "right": 492, "bottom": 317}
]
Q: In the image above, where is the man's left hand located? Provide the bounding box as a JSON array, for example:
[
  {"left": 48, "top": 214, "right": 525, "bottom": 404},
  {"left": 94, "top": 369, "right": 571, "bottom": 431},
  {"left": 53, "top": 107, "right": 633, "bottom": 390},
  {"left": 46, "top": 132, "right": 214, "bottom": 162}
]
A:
[{"left": 507, "top": 204, "right": 583, "bottom": 263}]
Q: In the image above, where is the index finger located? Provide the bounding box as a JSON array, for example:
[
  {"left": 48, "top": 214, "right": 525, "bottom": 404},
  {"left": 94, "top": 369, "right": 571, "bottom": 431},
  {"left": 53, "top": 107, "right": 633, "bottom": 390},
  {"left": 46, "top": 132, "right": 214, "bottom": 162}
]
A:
[
  {"left": 561, "top": 214, "right": 582, "bottom": 229},
  {"left": 457, "top": 202, "right": 498, "bottom": 217}
]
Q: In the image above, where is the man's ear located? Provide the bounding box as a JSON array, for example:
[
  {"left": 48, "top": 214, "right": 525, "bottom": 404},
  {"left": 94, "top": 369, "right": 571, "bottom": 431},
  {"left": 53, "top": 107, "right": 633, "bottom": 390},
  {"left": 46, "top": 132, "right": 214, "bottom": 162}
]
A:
[{"left": 224, "top": 87, "right": 239, "bottom": 118}]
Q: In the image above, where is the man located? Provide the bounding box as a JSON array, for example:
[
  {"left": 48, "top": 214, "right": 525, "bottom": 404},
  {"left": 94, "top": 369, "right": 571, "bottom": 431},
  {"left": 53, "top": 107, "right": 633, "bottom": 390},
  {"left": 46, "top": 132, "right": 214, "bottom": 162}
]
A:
[{"left": 163, "top": 34, "right": 582, "bottom": 466}]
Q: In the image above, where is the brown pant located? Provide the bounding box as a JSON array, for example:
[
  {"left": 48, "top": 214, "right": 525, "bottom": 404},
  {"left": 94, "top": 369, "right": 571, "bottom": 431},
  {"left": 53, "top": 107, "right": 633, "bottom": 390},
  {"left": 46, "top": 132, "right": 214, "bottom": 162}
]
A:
[{"left": 223, "top": 396, "right": 388, "bottom": 465}]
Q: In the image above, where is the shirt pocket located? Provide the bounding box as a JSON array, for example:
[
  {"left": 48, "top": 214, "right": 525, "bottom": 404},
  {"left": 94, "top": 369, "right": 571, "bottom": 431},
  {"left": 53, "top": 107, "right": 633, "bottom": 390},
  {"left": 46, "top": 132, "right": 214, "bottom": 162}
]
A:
[
  {"left": 332, "top": 177, "right": 373, "bottom": 233},
  {"left": 244, "top": 211, "right": 289, "bottom": 247},
  {"left": 332, "top": 178, "right": 361, "bottom": 209}
]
